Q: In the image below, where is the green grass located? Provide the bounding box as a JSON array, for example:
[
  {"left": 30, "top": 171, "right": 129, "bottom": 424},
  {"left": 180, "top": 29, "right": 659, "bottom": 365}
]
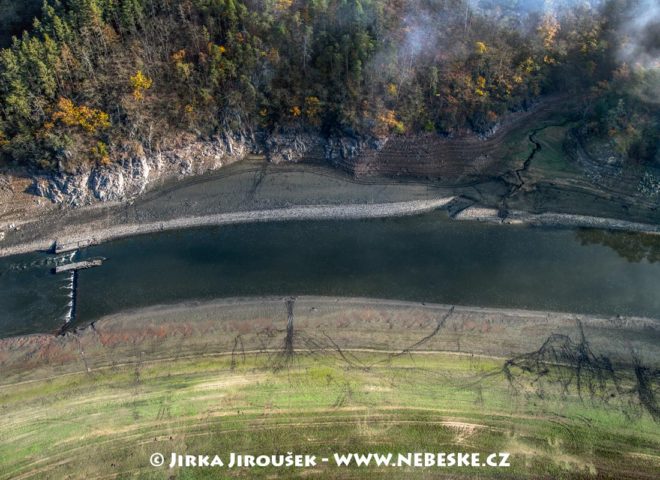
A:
[
  {"left": 0, "top": 351, "right": 657, "bottom": 479},
  {"left": 530, "top": 124, "right": 582, "bottom": 175}
]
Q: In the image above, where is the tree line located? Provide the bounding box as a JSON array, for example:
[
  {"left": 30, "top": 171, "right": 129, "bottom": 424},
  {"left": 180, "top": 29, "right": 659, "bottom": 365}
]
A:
[{"left": 0, "top": 0, "right": 656, "bottom": 172}]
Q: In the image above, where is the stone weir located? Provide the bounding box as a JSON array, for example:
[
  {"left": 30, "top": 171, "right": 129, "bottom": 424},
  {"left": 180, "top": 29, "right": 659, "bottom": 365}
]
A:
[{"left": 53, "top": 258, "right": 104, "bottom": 274}]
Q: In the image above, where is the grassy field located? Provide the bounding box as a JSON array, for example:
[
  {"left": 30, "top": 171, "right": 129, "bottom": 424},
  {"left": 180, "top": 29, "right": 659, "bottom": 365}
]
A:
[{"left": 0, "top": 298, "right": 658, "bottom": 479}]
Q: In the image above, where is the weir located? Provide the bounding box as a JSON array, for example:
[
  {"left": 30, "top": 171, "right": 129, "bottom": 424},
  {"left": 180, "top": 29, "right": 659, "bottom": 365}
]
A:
[
  {"left": 61, "top": 270, "right": 78, "bottom": 328},
  {"left": 54, "top": 238, "right": 95, "bottom": 254},
  {"left": 55, "top": 250, "right": 80, "bottom": 332},
  {"left": 54, "top": 259, "right": 104, "bottom": 274}
]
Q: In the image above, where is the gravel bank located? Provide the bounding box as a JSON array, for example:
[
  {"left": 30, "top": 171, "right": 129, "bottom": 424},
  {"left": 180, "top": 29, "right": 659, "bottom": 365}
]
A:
[
  {"left": 454, "top": 206, "right": 660, "bottom": 234},
  {"left": 2, "top": 196, "right": 659, "bottom": 257},
  {"left": 0, "top": 198, "right": 455, "bottom": 257}
]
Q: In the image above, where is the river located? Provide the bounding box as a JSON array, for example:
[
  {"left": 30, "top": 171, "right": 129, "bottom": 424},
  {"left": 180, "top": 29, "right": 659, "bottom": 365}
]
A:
[{"left": 1, "top": 211, "right": 659, "bottom": 337}]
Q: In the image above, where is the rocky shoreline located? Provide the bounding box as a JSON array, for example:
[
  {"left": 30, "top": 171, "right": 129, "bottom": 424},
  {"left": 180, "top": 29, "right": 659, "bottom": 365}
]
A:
[
  {"left": 453, "top": 206, "right": 660, "bottom": 234},
  {"left": 22, "top": 97, "right": 565, "bottom": 208},
  {"left": 53, "top": 198, "right": 456, "bottom": 252},
  {"left": 1, "top": 197, "right": 658, "bottom": 259},
  {"left": 0, "top": 198, "right": 455, "bottom": 257}
]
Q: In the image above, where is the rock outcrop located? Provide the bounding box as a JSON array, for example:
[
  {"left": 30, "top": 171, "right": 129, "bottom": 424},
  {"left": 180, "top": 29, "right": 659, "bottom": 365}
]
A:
[
  {"left": 28, "top": 129, "right": 392, "bottom": 206},
  {"left": 30, "top": 134, "right": 253, "bottom": 206},
  {"left": 264, "top": 132, "right": 324, "bottom": 164},
  {"left": 325, "top": 136, "right": 388, "bottom": 173}
]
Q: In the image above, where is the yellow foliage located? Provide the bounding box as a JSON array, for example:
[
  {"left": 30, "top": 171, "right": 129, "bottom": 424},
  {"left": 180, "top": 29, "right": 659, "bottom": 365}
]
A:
[
  {"left": 275, "top": 0, "right": 293, "bottom": 11},
  {"left": 475, "top": 76, "right": 487, "bottom": 96},
  {"left": 0, "top": 130, "right": 8, "bottom": 147},
  {"left": 172, "top": 52, "right": 193, "bottom": 80},
  {"left": 475, "top": 41, "right": 488, "bottom": 54},
  {"left": 208, "top": 43, "right": 226, "bottom": 56},
  {"left": 130, "top": 70, "right": 153, "bottom": 101},
  {"left": 176, "top": 62, "right": 192, "bottom": 79},
  {"left": 378, "top": 110, "right": 405, "bottom": 134},
  {"left": 304, "top": 96, "right": 321, "bottom": 119},
  {"left": 538, "top": 13, "right": 560, "bottom": 50},
  {"left": 259, "top": 108, "right": 268, "bottom": 117},
  {"left": 290, "top": 105, "right": 302, "bottom": 117},
  {"left": 387, "top": 83, "right": 398, "bottom": 96},
  {"left": 51, "top": 97, "right": 110, "bottom": 134},
  {"left": 520, "top": 57, "right": 537, "bottom": 73}
]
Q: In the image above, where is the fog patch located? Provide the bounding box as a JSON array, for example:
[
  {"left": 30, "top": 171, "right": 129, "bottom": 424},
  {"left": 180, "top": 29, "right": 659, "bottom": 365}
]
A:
[{"left": 618, "top": 0, "right": 660, "bottom": 69}]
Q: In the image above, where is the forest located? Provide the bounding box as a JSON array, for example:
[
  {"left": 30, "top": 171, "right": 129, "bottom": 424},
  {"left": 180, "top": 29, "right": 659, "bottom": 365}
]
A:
[{"left": 0, "top": 0, "right": 657, "bottom": 172}]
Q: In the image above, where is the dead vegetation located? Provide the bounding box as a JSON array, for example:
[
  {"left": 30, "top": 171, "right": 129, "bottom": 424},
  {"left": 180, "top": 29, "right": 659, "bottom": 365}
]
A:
[{"left": 502, "top": 320, "right": 659, "bottom": 422}]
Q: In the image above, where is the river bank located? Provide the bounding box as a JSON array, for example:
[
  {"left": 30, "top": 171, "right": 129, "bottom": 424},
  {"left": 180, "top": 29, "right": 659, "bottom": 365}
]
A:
[
  {"left": 1, "top": 192, "right": 659, "bottom": 258},
  {"left": 1, "top": 145, "right": 659, "bottom": 258},
  {"left": 454, "top": 206, "right": 660, "bottom": 234},
  {"left": 2, "top": 296, "right": 658, "bottom": 382},
  {"left": 0, "top": 198, "right": 456, "bottom": 257},
  {"left": 1, "top": 93, "right": 658, "bottom": 258},
  {"left": 51, "top": 198, "right": 455, "bottom": 254},
  {"left": 2, "top": 297, "right": 658, "bottom": 480},
  {"left": 3, "top": 207, "right": 660, "bottom": 259}
]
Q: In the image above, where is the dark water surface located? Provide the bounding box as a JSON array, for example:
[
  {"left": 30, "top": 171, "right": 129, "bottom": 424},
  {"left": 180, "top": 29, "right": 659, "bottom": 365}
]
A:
[{"left": 1, "top": 212, "right": 659, "bottom": 337}]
